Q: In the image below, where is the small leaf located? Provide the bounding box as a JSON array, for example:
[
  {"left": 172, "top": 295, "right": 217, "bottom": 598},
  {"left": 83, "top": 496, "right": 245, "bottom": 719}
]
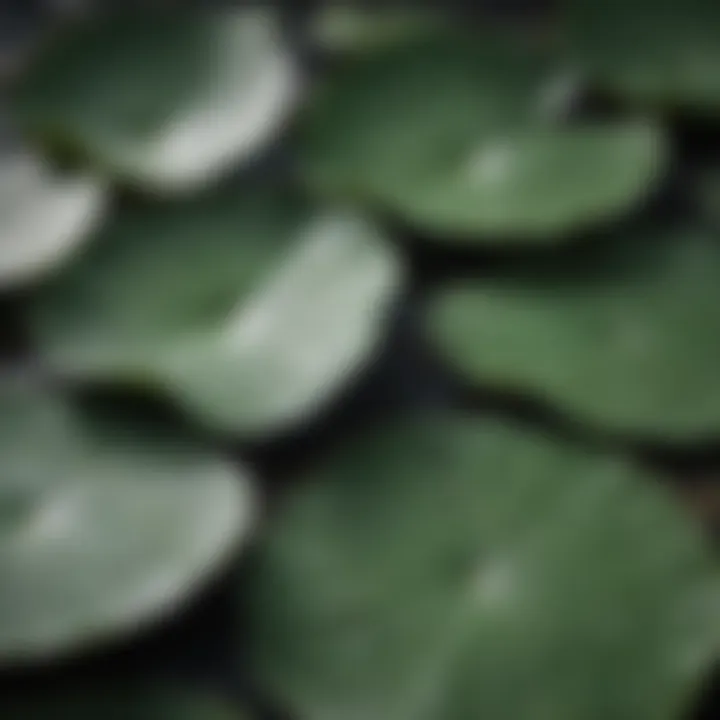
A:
[
  {"left": 0, "top": 382, "right": 254, "bottom": 663},
  {"left": 13, "top": 10, "right": 299, "bottom": 193},
  {"left": 299, "top": 35, "right": 665, "bottom": 240},
  {"left": 0, "top": 151, "right": 106, "bottom": 288},
  {"left": 2, "top": 687, "right": 246, "bottom": 719},
  {"left": 427, "top": 225, "right": 720, "bottom": 440},
  {"left": 248, "top": 417, "right": 719, "bottom": 720},
  {"left": 31, "top": 189, "right": 403, "bottom": 437},
  {"left": 566, "top": 0, "right": 720, "bottom": 109}
]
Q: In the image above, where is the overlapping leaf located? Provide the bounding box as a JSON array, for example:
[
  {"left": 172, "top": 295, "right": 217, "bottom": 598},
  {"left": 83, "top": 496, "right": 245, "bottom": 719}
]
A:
[
  {"left": 427, "top": 225, "right": 720, "bottom": 439},
  {"left": 31, "top": 189, "right": 403, "bottom": 436},
  {"left": 248, "top": 417, "right": 719, "bottom": 720},
  {"left": 0, "top": 383, "right": 254, "bottom": 662},
  {"left": 12, "top": 10, "right": 299, "bottom": 192},
  {"left": 299, "top": 34, "right": 666, "bottom": 240},
  {"left": 565, "top": 0, "right": 720, "bottom": 110},
  {"left": 0, "top": 150, "right": 106, "bottom": 288}
]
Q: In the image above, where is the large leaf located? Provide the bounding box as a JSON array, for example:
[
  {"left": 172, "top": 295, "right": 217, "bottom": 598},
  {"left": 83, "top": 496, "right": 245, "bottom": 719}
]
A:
[
  {"left": 299, "top": 34, "right": 665, "bottom": 240},
  {"left": 0, "top": 383, "right": 254, "bottom": 662},
  {"left": 1, "top": 688, "right": 245, "bottom": 719},
  {"left": 565, "top": 0, "right": 720, "bottom": 110},
  {"left": 426, "top": 225, "right": 720, "bottom": 440},
  {"left": 12, "top": 10, "right": 298, "bottom": 193},
  {"left": 248, "top": 417, "right": 719, "bottom": 720},
  {"left": 0, "top": 151, "right": 106, "bottom": 288},
  {"left": 31, "top": 189, "right": 403, "bottom": 436}
]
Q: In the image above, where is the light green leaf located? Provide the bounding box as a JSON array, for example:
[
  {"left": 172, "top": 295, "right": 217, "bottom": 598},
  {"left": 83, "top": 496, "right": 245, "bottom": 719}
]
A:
[
  {"left": 1, "top": 688, "right": 246, "bottom": 719},
  {"left": 13, "top": 10, "right": 298, "bottom": 193},
  {"left": 0, "top": 151, "right": 106, "bottom": 288},
  {"left": 248, "top": 417, "right": 719, "bottom": 720},
  {"left": 427, "top": 225, "right": 720, "bottom": 439},
  {"left": 565, "top": 0, "right": 720, "bottom": 109},
  {"left": 31, "top": 190, "right": 403, "bottom": 436},
  {"left": 0, "top": 383, "right": 254, "bottom": 663},
  {"left": 299, "top": 35, "right": 665, "bottom": 240}
]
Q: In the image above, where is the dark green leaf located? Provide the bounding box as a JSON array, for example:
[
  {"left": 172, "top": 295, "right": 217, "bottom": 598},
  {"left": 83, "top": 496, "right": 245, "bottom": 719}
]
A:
[
  {"left": 13, "top": 10, "right": 298, "bottom": 193},
  {"left": 300, "top": 35, "right": 665, "bottom": 240},
  {"left": 427, "top": 225, "right": 720, "bottom": 439},
  {"left": 249, "top": 417, "right": 719, "bottom": 720},
  {"left": 565, "top": 0, "right": 720, "bottom": 109}
]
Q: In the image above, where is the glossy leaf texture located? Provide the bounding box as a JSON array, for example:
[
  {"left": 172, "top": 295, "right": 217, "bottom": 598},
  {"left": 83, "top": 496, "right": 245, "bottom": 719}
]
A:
[
  {"left": 248, "top": 417, "right": 719, "bottom": 720},
  {"left": 30, "top": 189, "right": 403, "bottom": 437},
  {"left": 427, "top": 225, "right": 720, "bottom": 441},
  {"left": 0, "top": 150, "right": 106, "bottom": 288},
  {"left": 299, "top": 33, "right": 666, "bottom": 240},
  {"left": 0, "top": 382, "right": 254, "bottom": 663},
  {"left": 11, "top": 9, "right": 299, "bottom": 193},
  {"left": 1, "top": 687, "right": 246, "bottom": 719},
  {"left": 565, "top": 0, "right": 720, "bottom": 110}
]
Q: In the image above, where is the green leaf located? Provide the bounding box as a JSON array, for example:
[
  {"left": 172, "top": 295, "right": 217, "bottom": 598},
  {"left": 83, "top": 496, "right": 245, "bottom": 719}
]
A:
[
  {"left": 0, "top": 151, "right": 106, "bottom": 288},
  {"left": 299, "top": 35, "right": 665, "bottom": 240},
  {"left": 31, "top": 189, "right": 403, "bottom": 436},
  {"left": 0, "top": 382, "right": 254, "bottom": 662},
  {"left": 426, "top": 225, "right": 720, "bottom": 440},
  {"left": 12, "top": 10, "right": 298, "bottom": 193},
  {"left": 248, "top": 417, "right": 719, "bottom": 720},
  {"left": 2, "top": 688, "right": 245, "bottom": 719},
  {"left": 565, "top": 0, "right": 720, "bottom": 109},
  {"left": 379, "top": 124, "right": 664, "bottom": 238}
]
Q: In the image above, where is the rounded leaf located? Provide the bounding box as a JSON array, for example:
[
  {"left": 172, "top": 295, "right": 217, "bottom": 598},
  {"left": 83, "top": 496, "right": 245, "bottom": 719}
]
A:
[
  {"left": 565, "top": 0, "right": 720, "bottom": 109},
  {"left": 31, "top": 190, "right": 403, "bottom": 436},
  {"left": 248, "top": 417, "right": 719, "bottom": 720},
  {"left": 0, "top": 383, "right": 254, "bottom": 662},
  {"left": 300, "top": 35, "right": 665, "bottom": 240},
  {"left": 380, "top": 123, "right": 665, "bottom": 237},
  {"left": 13, "top": 10, "right": 299, "bottom": 192},
  {"left": 427, "top": 226, "right": 720, "bottom": 440},
  {"left": 0, "top": 151, "right": 106, "bottom": 288}
]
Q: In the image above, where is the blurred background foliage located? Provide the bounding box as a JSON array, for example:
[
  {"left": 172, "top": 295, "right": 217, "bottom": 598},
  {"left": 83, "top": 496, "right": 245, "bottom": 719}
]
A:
[{"left": 2, "top": 1, "right": 720, "bottom": 719}]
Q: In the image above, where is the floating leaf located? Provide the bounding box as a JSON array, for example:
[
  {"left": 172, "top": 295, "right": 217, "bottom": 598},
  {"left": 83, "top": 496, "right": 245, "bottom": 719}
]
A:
[
  {"left": 31, "top": 190, "right": 403, "bottom": 436},
  {"left": 13, "top": 10, "right": 299, "bottom": 192},
  {"left": 2, "top": 688, "right": 245, "bottom": 719},
  {"left": 300, "top": 35, "right": 665, "bottom": 240},
  {"left": 0, "top": 151, "right": 106, "bottom": 288},
  {"left": 427, "top": 225, "right": 720, "bottom": 440},
  {"left": 0, "top": 383, "right": 254, "bottom": 662},
  {"left": 565, "top": 0, "right": 720, "bottom": 109},
  {"left": 378, "top": 124, "right": 664, "bottom": 238},
  {"left": 248, "top": 417, "right": 719, "bottom": 720}
]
